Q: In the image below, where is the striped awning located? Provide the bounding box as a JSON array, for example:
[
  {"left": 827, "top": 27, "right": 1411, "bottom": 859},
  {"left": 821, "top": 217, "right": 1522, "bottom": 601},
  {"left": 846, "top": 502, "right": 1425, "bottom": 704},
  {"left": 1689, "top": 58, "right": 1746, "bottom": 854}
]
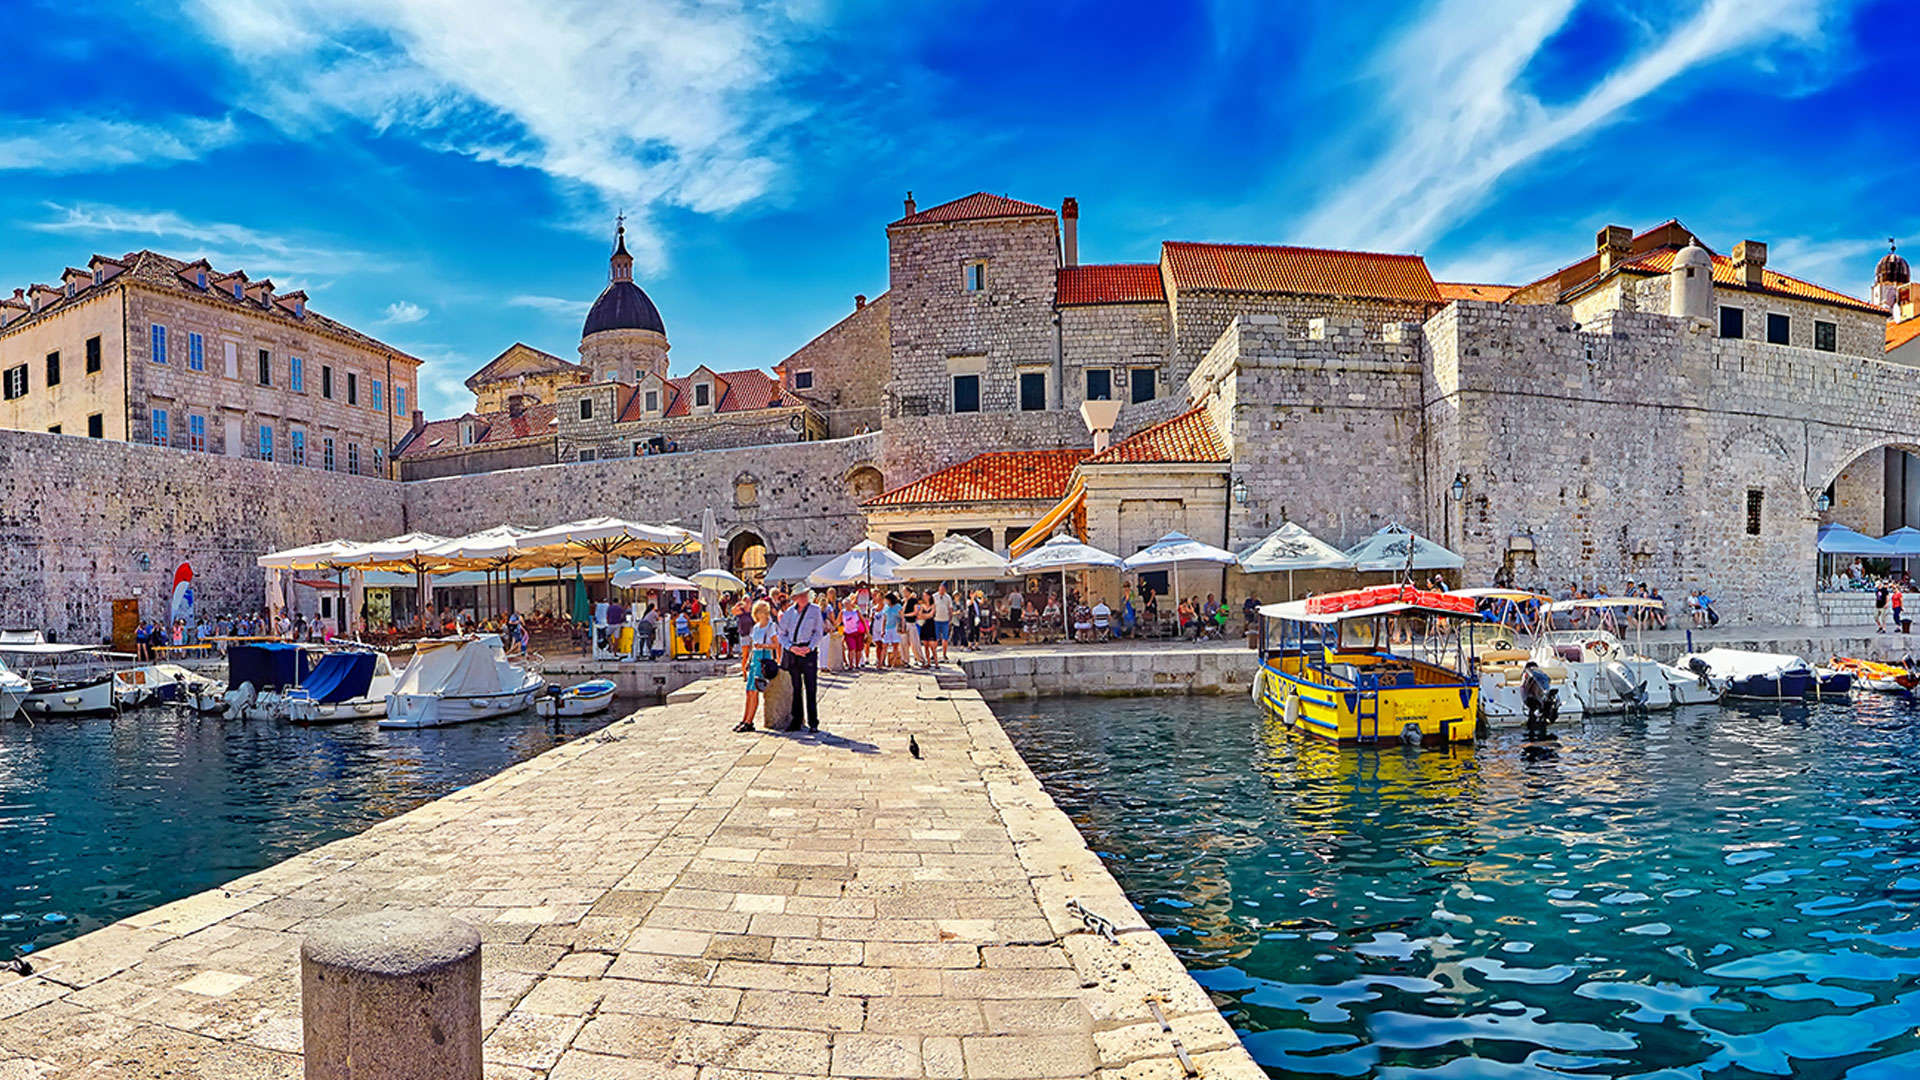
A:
[{"left": 1007, "top": 477, "right": 1086, "bottom": 559}]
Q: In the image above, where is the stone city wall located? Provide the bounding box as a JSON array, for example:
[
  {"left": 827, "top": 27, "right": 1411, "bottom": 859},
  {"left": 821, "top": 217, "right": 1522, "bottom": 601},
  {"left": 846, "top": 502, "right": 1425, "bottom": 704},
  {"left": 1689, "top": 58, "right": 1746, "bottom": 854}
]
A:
[
  {"left": 0, "top": 427, "right": 403, "bottom": 642},
  {"left": 1168, "top": 290, "right": 1438, "bottom": 392}
]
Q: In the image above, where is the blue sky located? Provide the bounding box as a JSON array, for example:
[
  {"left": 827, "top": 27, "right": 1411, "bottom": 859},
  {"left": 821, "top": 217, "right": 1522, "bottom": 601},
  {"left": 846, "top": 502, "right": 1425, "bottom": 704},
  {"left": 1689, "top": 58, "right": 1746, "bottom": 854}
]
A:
[{"left": 2, "top": 0, "right": 1915, "bottom": 417}]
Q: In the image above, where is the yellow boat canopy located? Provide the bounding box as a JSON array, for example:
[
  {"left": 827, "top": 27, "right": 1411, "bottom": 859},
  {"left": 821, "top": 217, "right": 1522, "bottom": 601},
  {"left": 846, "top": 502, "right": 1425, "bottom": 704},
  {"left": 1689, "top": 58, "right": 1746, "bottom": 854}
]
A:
[{"left": 1257, "top": 599, "right": 1487, "bottom": 624}]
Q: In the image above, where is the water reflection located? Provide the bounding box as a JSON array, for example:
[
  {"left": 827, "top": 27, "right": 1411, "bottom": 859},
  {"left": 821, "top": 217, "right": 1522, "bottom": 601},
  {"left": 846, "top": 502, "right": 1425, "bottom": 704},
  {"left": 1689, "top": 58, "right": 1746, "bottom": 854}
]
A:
[
  {"left": 1, "top": 705, "right": 622, "bottom": 957},
  {"left": 997, "top": 694, "right": 1920, "bottom": 1078}
]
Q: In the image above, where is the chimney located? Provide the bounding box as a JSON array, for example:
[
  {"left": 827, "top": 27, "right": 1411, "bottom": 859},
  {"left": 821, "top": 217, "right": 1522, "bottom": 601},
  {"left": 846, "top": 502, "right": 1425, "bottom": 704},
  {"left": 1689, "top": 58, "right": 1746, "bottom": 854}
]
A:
[
  {"left": 1061, "top": 197, "right": 1079, "bottom": 267},
  {"left": 411, "top": 408, "right": 425, "bottom": 432},
  {"left": 1080, "top": 399, "right": 1122, "bottom": 454},
  {"left": 855, "top": 293, "right": 867, "bottom": 310},
  {"left": 902, "top": 191, "right": 916, "bottom": 218},
  {"left": 1596, "top": 225, "right": 1632, "bottom": 272},
  {"left": 1733, "top": 240, "right": 1767, "bottom": 287}
]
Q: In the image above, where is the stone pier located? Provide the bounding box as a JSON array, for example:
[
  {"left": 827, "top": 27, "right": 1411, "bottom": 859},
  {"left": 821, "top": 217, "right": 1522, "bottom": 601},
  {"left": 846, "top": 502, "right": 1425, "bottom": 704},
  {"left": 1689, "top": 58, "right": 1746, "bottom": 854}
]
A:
[{"left": 0, "top": 670, "right": 1262, "bottom": 1079}]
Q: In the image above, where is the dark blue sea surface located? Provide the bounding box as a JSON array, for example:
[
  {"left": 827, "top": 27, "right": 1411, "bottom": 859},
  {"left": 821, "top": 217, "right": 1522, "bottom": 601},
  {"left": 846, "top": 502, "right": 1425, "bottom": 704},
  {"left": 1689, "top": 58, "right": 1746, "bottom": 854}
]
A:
[
  {"left": 995, "top": 694, "right": 1920, "bottom": 1079},
  {"left": 1, "top": 706, "right": 621, "bottom": 958}
]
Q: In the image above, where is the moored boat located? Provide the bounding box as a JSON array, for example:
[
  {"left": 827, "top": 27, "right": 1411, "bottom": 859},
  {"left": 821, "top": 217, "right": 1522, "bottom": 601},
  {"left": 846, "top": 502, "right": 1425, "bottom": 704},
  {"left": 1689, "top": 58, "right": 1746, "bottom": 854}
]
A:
[
  {"left": 1, "top": 632, "right": 121, "bottom": 718},
  {"left": 112, "top": 663, "right": 220, "bottom": 709},
  {"left": 1828, "top": 656, "right": 1917, "bottom": 694},
  {"left": 287, "top": 650, "right": 400, "bottom": 723},
  {"left": 535, "top": 678, "right": 617, "bottom": 718},
  {"left": 220, "top": 642, "right": 326, "bottom": 720},
  {"left": 1675, "top": 648, "right": 1815, "bottom": 700},
  {"left": 0, "top": 658, "right": 28, "bottom": 720},
  {"left": 1253, "top": 585, "right": 1483, "bottom": 745},
  {"left": 382, "top": 635, "right": 544, "bottom": 729}
]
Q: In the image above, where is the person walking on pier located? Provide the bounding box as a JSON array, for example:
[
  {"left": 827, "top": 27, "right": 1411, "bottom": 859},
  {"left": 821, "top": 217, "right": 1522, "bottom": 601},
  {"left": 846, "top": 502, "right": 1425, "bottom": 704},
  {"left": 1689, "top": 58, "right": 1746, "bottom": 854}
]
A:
[{"left": 778, "top": 588, "right": 827, "bottom": 732}]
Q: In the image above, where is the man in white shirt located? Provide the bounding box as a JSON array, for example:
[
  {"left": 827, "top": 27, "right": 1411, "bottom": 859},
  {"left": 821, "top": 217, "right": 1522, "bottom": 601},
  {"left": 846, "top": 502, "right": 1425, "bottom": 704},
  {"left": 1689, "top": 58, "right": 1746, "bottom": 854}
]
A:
[
  {"left": 932, "top": 583, "right": 954, "bottom": 662},
  {"left": 1091, "top": 598, "right": 1112, "bottom": 638},
  {"left": 775, "top": 588, "right": 827, "bottom": 731}
]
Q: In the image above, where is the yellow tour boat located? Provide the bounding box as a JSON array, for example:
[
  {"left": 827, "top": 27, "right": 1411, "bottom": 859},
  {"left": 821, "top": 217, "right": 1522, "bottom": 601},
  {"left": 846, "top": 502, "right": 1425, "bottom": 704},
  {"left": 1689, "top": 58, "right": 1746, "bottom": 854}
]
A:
[{"left": 1253, "top": 585, "right": 1484, "bottom": 745}]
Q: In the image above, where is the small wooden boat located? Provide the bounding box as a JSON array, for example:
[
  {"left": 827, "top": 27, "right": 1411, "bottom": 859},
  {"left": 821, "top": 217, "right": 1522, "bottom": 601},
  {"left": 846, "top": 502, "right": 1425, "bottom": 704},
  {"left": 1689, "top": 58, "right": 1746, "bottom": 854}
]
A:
[
  {"left": 1828, "top": 656, "right": 1917, "bottom": 694},
  {"left": 536, "top": 679, "right": 616, "bottom": 718}
]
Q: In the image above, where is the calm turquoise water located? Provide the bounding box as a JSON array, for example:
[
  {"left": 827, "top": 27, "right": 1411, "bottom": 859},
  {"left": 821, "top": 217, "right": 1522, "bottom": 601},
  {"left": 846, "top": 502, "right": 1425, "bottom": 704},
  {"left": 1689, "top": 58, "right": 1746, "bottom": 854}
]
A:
[
  {"left": 995, "top": 695, "right": 1920, "bottom": 1079},
  {"left": 1, "top": 706, "right": 620, "bottom": 959}
]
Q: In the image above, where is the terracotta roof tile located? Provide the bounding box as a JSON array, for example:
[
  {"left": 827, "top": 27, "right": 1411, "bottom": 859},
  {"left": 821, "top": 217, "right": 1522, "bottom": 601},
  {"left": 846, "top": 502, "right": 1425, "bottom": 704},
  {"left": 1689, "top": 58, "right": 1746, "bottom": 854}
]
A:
[
  {"left": 611, "top": 367, "right": 818, "bottom": 422},
  {"left": 892, "top": 192, "right": 1055, "bottom": 227},
  {"left": 1161, "top": 241, "right": 1443, "bottom": 304},
  {"left": 1889, "top": 318, "right": 1920, "bottom": 353},
  {"left": 1436, "top": 282, "right": 1518, "bottom": 302},
  {"left": 1083, "top": 407, "right": 1228, "bottom": 465},
  {"left": 864, "top": 449, "right": 1090, "bottom": 508},
  {"left": 395, "top": 401, "right": 558, "bottom": 460},
  {"left": 1613, "top": 247, "right": 1886, "bottom": 316},
  {"left": 1056, "top": 263, "right": 1166, "bottom": 305}
]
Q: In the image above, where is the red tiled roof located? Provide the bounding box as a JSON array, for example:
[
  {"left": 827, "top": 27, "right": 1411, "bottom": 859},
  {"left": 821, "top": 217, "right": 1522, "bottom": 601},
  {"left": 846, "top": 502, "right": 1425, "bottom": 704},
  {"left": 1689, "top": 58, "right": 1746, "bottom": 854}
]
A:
[
  {"left": 864, "top": 449, "right": 1091, "bottom": 508},
  {"left": 892, "top": 192, "right": 1055, "bottom": 227},
  {"left": 618, "top": 367, "right": 814, "bottom": 422},
  {"left": 1890, "top": 318, "right": 1920, "bottom": 353},
  {"left": 1436, "top": 282, "right": 1518, "bottom": 302},
  {"left": 1083, "top": 407, "right": 1228, "bottom": 465},
  {"left": 1612, "top": 247, "right": 1886, "bottom": 316},
  {"left": 1161, "top": 241, "right": 1443, "bottom": 304},
  {"left": 394, "top": 402, "right": 558, "bottom": 460},
  {"left": 1056, "top": 264, "right": 1166, "bottom": 306}
]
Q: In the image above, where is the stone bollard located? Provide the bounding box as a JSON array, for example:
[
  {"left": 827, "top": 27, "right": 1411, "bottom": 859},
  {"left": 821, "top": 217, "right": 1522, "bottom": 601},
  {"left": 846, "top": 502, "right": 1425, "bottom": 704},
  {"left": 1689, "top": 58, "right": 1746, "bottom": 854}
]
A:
[
  {"left": 301, "top": 909, "right": 483, "bottom": 1080},
  {"left": 762, "top": 667, "right": 797, "bottom": 731}
]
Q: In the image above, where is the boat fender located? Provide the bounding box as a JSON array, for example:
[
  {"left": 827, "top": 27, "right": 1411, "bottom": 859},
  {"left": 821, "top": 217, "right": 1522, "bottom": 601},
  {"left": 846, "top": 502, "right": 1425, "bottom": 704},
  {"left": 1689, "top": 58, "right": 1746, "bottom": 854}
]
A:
[{"left": 1283, "top": 686, "right": 1300, "bottom": 729}]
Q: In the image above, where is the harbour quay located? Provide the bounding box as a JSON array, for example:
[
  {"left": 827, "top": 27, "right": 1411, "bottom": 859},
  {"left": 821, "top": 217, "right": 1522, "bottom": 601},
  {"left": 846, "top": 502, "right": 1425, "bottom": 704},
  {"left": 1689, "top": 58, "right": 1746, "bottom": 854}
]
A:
[{"left": 0, "top": 670, "right": 1264, "bottom": 1079}]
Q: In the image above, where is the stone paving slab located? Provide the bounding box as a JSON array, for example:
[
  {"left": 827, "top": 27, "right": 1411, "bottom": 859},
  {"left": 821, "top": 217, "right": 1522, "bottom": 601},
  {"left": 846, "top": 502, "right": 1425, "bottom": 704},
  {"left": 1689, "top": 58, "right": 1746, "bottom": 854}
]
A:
[{"left": 0, "top": 670, "right": 1262, "bottom": 1079}]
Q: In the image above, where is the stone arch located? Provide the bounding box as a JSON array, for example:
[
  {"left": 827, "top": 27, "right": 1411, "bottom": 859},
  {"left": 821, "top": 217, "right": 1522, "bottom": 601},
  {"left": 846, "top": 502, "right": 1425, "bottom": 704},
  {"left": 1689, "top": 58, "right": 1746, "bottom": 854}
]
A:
[
  {"left": 727, "top": 529, "right": 769, "bottom": 582},
  {"left": 1813, "top": 438, "right": 1920, "bottom": 536},
  {"left": 845, "top": 464, "right": 884, "bottom": 502}
]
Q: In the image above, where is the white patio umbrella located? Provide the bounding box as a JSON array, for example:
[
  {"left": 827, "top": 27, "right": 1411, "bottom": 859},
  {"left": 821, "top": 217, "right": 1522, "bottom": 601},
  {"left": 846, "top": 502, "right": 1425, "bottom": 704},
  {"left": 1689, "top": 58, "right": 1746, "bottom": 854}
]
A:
[
  {"left": 896, "top": 534, "right": 1014, "bottom": 582},
  {"left": 611, "top": 567, "right": 701, "bottom": 591},
  {"left": 257, "top": 539, "right": 379, "bottom": 629},
  {"left": 809, "top": 540, "right": 907, "bottom": 588},
  {"left": 428, "top": 525, "right": 541, "bottom": 617},
  {"left": 514, "top": 517, "right": 701, "bottom": 609},
  {"left": 1345, "top": 523, "right": 1464, "bottom": 574},
  {"left": 334, "top": 531, "right": 452, "bottom": 629},
  {"left": 1010, "top": 534, "right": 1125, "bottom": 634},
  {"left": 1236, "top": 521, "right": 1353, "bottom": 599},
  {"left": 692, "top": 568, "right": 748, "bottom": 591},
  {"left": 1123, "top": 531, "right": 1238, "bottom": 619}
]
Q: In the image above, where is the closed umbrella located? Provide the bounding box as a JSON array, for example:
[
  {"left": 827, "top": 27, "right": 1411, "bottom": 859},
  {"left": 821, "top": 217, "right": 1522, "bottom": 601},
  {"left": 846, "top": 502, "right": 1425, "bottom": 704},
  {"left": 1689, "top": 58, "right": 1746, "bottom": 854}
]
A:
[
  {"left": 1010, "top": 534, "right": 1125, "bottom": 634},
  {"left": 1122, "top": 531, "right": 1238, "bottom": 625}
]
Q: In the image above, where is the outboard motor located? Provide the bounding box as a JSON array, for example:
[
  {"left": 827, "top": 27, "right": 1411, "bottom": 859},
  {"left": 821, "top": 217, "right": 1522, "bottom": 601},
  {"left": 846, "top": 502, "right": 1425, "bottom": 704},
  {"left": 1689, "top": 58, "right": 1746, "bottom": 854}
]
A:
[
  {"left": 1521, "top": 662, "right": 1560, "bottom": 724},
  {"left": 1603, "top": 660, "right": 1648, "bottom": 710},
  {"left": 1687, "top": 656, "right": 1712, "bottom": 687},
  {"left": 222, "top": 681, "right": 255, "bottom": 722}
]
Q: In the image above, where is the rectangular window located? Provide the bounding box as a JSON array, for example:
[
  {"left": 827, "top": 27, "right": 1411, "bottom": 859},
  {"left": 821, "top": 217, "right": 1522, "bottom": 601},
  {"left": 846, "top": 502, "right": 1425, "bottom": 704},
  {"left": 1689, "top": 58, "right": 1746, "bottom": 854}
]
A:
[
  {"left": 792, "top": 369, "right": 814, "bottom": 390},
  {"left": 396, "top": 386, "right": 406, "bottom": 417},
  {"left": 2, "top": 365, "right": 25, "bottom": 400},
  {"left": 47, "top": 425, "right": 60, "bottom": 434},
  {"left": 150, "top": 324, "right": 167, "bottom": 363},
  {"left": 1131, "top": 367, "right": 1157, "bottom": 404},
  {"left": 85, "top": 336, "right": 101, "bottom": 373},
  {"left": 323, "top": 437, "right": 336, "bottom": 472},
  {"left": 373, "top": 447, "right": 383, "bottom": 476},
  {"left": 87, "top": 413, "right": 102, "bottom": 438},
  {"left": 1719, "top": 306, "right": 1744, "bottom": 339},
  {"left": 223, "top": 341, "right": 238, "bottom": 378},
  {"left": 322, "top": 365, "right": 334, "bottom": 399},
  {"left": 370, "top": 379, "right": 383, "bottom": 411},
  {"left": 577, "top": 448, "right": 597, "bottom": 462},
  {"left": 189, "top": 414, "right": 206, "bottom": 452},
  {"left": 952, "top": 373, "right": 980, "bottom": 414},
  {"left": 346, "top": 372, "right": 358, "bottom": 405},
  {"left": 151, "top": 408, "right": 169, "bottom": 447},
  {"left": 188, "top": 333, "right": 205, "bottom": 371},
  {"left": 1745, "top": 488, "right": 1763, "bottom": 536},
  {"left": 1815, "top": 320, "right": 1837, "bottom": 352},
  {"left": 694, "top": 383, "right": 711, "bottom": 407},
  {"left": 258, "top": 349, "right": 271, "bottom": 386},
  {"left": 45, "top": 351, "right": 59, "bottom": 388},
  {"left": 579, "top": 397, "right": 593, "bottom": 420},
  {"left": 347, "top": 444, "right": 360, "bottom": 475},
  {"left": 1766, "top": 312, "right": 1790, "bottom": 345},
  {"left": 258, "top": 424, "right": 275, "bottom": 462},
  {"left": 964, "top": 261, "right": 987, "bottom": 291},
  {"left": 644, "top": 389, "right": 659, "bottom": 412},
  {"left": 1084, "top": 368, "right": 1111, "bottom": 402},
  {"left": 290, "top": 429, "right": 306, "bottom": 466},
  {"left": 1019, "top": 370, "right": 1047, "bottom": 411},
  {"left": 290, "top": 356, "right": 304, "bottom": 392}
]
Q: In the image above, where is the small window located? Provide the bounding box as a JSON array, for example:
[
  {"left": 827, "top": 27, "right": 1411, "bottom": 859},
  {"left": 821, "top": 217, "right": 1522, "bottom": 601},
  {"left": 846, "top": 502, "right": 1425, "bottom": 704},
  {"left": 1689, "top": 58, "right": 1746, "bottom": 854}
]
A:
[
  {"left": 258, "top": 424, "right": 275, "bottom": 462},
  {"left": 1815, "top": 321, "right": 1837, "bottom": 352},
  {"left": 460, "top": 422, "right": 476, "bottom": 446},
  {"left": 1719, "top": 306, "right": 1744, "bottom": 339},
  {"left": 952, "top": 373, "right": 980, "bottom": 413},
  {"left": 323, "top": 437, "right": 336, "bottom": 471},
  {"left": 1019, "top": 370, "right": 1047, "bottom": 411},
  {"left": 579, "top": 397, "right": 594, "bottom": 421},
  {"left": 371, "top": 379, "right": 383, "bottom": 410},
  {"left": 373, "top": 447, "right": 383, "bottom": 476},
  {"left": 964, "top": 260, "right": 987, "bottom": 292},
  {"left": 695, "top": 383, "right": 711, "bottom": 407},
  {"left": 150, "top": 324, "right": 168, "bottom": 363},
  {"left": 63, "top": 281, "right": 73, "bottom": 298},
  {"left": 47, "top": 425, "right": 60, "bottom": 434},
  {"left": 792, "top": 369, "right": 814, "bottom": 390},
  {"left": 151, "top": 408, "right": 168, "bottom": 447},
  {"left": 577, "top": 448, "right": 598, "bottom": 462},
  {"left": 322, "top": 365, "right": 334, "bottom": 399},
  {"left": 346, "top": 372, "right": 358, "bottom": 405},
  {"left": 85, "top": 336, "right": 101, "bottom": 373},
  {"left": 1085, "top": 368, "right": 1111, "bottom": 402},
  {"left": 187, "top": 333, "right": 204, "bottom": 372},
  {"left": 233, "top": 281, "right": 244, "bottom": 299},
  {"left": 290, "top": 356, "right": 304, "bottom": 392},
  {"left": 195, "top": 271, "right": 206, "bottom": 289},
  {"left": 1745, "top": 489, "right": 1763, "bottom": 536},
  {"left": 396, "top": 386, "right": 407, "bottom": 417},
  {"left": 257, "top": 349, "right": 271, "bottom": 386},
  {"left": 2, "top": 364, "right": 25, "bottom": 400},
  {"left": 644, "top": 389, "right": 659, "bottom": 412},
  {"left": 189, "top": 414, "right": 206, "bottom": 452},
  {"left": 1766, "top": 312, "right": 1790, "bottom": 345},
  {"left": 347, "top": 444, "right": 360, "bottom": 475},
  {"left": 1131, "top": 367, "right": 1157, "bottom": 404},
  {"left": 87, "top": 413, "right": 103, "bottom": 438},
  {"left": 223, "top": 341, "right": 238, "bottom": 378},
  {"left": 92, "top": 268, "right": 102, "bottom": 286},
  {"left": 290, "top": 429, "right": 306, "bottom": 466},
  {"left": 45, "top": 351, "right": 59, "bottom": 388}
]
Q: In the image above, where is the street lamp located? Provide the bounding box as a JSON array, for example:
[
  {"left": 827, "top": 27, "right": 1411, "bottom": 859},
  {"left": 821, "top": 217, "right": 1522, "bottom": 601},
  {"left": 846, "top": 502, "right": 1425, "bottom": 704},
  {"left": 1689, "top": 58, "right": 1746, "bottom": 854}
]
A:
[
  {"left": 1816, "top": 491, "right": 1832, "bottom": 513},
  {"left": 1450, "top": 473, "right": 1468, "bottom": 502},
  {"left": 1232, "top": 476, "right": 1249, "bottom": 505}
]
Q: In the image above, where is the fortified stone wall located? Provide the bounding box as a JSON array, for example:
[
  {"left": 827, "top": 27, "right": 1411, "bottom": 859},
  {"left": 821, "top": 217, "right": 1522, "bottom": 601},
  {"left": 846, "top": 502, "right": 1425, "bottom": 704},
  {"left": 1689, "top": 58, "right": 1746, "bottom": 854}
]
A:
[
  {"left": 0, "top": 428, "right": 403, "bottom": 642},
  {"left": 778, "top": 293, "right": 891, "bottom": 437},
  {"left": 1168, "top": 291, "right": 1438, "bottom": 393},
  {"left": 395, "top": 438, "right": 557, "bottom": 481}
]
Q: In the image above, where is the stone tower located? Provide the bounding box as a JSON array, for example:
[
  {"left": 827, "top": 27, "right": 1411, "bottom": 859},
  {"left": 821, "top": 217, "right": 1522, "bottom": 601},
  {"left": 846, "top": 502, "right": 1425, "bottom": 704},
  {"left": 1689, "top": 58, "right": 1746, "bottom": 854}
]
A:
[
  {"left": 579, "top": 219, "right": 669, "bottom": 383},
  {"left": 1874, "top": 240, "right": 1910, "bottom": 311},
  {"left": 1669, "top": 235, "right": 1713, "bottom": 321}
]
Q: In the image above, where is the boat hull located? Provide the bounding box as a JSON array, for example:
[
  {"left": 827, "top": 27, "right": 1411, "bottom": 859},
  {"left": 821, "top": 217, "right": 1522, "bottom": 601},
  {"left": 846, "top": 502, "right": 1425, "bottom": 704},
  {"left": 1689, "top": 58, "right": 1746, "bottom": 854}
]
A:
[
  {"left": 1256, "top": 663, "right": 1477, "bottom": 744},
  {"left": 22, "top": 674, "right": 116, "bottom": 717},
  {"left": 1724, "top": 672, "right": 1817, "bottom": 699},
  {"left": 1477, "top": 668, "right": 1587, "bottom": 726},
  {"left": 0, "top": 683, "right": 26, "bottom": 721},
  {"left": 381, "top": 680, "right": 544, "bottom": 729},
  {"left": 535, "top": 681, "right": 616, "bottom": 718}
]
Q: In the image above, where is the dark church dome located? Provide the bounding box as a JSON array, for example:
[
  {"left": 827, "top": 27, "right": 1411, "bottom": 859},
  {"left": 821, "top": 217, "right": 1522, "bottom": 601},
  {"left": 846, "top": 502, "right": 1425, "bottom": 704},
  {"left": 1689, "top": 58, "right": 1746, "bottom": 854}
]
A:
[
  {"left": 1878, "top": 243, "right": 1911, "bottom": 286},
  {"left": 583, "top": 281, "right": 665, "bottom": 337}
]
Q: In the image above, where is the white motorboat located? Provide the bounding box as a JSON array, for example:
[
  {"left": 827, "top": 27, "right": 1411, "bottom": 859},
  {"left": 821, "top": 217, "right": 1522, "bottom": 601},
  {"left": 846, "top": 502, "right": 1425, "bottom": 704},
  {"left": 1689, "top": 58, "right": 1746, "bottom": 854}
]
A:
[
  {"left": 219, "top": 642, "right": 328, "bottom": 720},
  {"left": 287, "top": 650, "right": 400, "bottom": 723},
  {"left": 1674, "top": 649, "right": 1817, "bottom": 699},
  {"left": 1532, "top": 630, "right": 1674, "bottom": 713},
  {"left": 1, "top": 632, "right": 121, "bottom": 718},
  {"left": 381, "top": 635, "right": 544, "bottom": 729},
  {"left": 535, "top": 678, "right": 616, "bottom": 718},
  {"left": 0, "top": 657, "right": 32, "bottom": 720},
  {"left": 112, "top": 663, "right": 220, "bottom": 709},
  {"left": 1469, "top": 625, "right": 1588, "bottom": 726}
]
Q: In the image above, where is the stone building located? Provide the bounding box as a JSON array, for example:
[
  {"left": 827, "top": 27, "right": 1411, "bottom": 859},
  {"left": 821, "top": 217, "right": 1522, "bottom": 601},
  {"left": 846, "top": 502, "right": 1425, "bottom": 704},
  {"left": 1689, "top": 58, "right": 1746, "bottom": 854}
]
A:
[
  {"left": 465, "top": 343, "right": 590, "bottom": 413},
  {"left": 863, "top": 448, "right": 1091, "bottom": 555},
  {"left": 0, "top": 250, "right": 419, "bottom": 476}
]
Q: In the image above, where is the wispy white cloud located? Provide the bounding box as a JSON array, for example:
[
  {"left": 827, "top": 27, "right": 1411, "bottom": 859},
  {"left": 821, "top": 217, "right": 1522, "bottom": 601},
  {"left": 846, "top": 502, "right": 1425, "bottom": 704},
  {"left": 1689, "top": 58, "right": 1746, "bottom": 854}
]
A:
[
  {"left": 1297, "top": 0, "right": 1846, "bottom": 252},
  {"left": 509, "top": 294, "right": 592, "bottom": 318},
  {"left": 183, "top": 0, "right": 821, "bottom": 269},
  {"left": 0, "top": 115, "right": 238, "bottom": 173},
  {"left": 379, "top": 300, "right": 429, "bottom": 324},
  {"left": 28, "top": 202, "right": 364, "bottom": 277}
]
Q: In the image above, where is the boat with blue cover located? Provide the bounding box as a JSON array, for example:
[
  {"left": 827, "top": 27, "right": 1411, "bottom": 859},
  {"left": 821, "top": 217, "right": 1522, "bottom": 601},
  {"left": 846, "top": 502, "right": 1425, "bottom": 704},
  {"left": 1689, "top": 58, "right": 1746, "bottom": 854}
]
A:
[
  {"left": 287, "top": 650, "right": 400, "bottom": 723},
  {"left": 536, "top": 678, "right": 617, "bottom": 718}
]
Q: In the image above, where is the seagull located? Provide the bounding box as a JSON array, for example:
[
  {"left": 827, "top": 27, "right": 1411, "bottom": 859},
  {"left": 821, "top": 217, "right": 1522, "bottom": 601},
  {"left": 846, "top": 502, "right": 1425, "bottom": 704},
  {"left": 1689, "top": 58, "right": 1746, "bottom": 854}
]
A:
[{"left": 908, "top": 735, "right": 922, "bottom": 759}]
